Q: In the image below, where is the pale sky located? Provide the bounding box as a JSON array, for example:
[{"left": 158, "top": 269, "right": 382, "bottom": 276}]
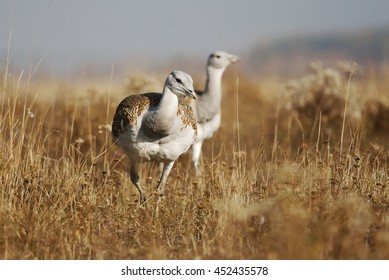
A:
[{"left": 1, "top": 0, "right": 389, "bottom": 77}]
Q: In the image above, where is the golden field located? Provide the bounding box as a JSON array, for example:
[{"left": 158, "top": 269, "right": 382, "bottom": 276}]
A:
[{"left": 0, "top": 62, "right": 388, "bottom": 259}]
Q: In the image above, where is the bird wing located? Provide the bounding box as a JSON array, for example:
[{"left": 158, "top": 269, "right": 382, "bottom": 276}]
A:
[{"left": 111, "top": 93, "right": 161, "bottom": 141}]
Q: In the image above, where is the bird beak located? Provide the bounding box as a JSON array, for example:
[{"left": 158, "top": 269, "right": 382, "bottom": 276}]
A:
[
  {"left": 229, "top": 55, "right": 241, "bottom": 63},
  {"left": 186, "top": 89, "right": 196, "bottom": 100}
]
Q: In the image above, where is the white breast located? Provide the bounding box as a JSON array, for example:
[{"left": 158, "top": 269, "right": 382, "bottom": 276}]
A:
[
  {"left": 118, "top": 116, "right": 196, "bottom": 162},
  {"left": 196, "top": 113, "right": 221, "bottom": 143}
]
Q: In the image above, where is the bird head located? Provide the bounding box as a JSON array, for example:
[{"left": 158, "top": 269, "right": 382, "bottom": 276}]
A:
[
  {"left": 166, "top": 70, "right": 196, "bottom": 100},
  {"left": 207, "top": 51, "right": 240, "bottom": 69}
]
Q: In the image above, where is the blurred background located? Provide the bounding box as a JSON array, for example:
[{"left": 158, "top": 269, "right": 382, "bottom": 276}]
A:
[{"left": 1, "top": 0, "right": 389, "bottom": 80}]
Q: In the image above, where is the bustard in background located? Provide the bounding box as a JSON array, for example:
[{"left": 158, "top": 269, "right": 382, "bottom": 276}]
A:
[
  {"left": 191, "top": 51, "right": 240, "bottom": 174},
  {"left": 112, "top": 70, "right": 197, "bottom": 204}
]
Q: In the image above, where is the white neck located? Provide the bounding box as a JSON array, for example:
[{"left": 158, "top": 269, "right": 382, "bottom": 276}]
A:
[
  {"left": 144, "top": 87, "right": 178, "bottom": 136},
  {"left": 160, "top": 86, "right": 178, "bottom": 113},
  {"left": 205, "top": 66, "right": 225, "bottom": 103}
]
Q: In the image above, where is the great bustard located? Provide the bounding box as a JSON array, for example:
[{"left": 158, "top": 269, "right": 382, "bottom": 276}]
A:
[
  {"left": 191, "top": 51, "right": 240, "bottom": 174},
  {"left": 112, "top": 70, "right": 197, "bottom": 204}
]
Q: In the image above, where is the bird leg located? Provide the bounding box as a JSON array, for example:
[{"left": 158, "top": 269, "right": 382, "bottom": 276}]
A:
[
  {"left": 191, "top": 141, "right": 203, "bottom": 176},
  {"left": 156, "top": 161, "right": 175, "bottom": 201},
  {"left": 130, "top": 164, "right": 147, "bottom": 204},
  {"left": 158, "top": 162, "right": 164, "bottom": 175}
]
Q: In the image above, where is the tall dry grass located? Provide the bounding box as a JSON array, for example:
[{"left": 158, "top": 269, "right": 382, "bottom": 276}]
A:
[{"left": 0, "top": 62, "right": 388, "bottom": 259}]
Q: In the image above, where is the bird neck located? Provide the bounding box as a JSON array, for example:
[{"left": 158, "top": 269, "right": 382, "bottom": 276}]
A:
[
  {"left": 149, "top": 87, "right": 179, "bottom": 134},
  {"left": 204, "top": 66, "right": 225, "bottom": 102}
]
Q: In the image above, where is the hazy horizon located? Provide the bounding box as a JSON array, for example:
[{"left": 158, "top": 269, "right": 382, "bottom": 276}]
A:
[{"left": 1, "top": 0, "right": 389, "bottom": 78}]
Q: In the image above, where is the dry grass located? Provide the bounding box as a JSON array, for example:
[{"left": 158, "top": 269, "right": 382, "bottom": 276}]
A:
[{"left": 0, "top": 63, "right": 388, "bottom": 260}]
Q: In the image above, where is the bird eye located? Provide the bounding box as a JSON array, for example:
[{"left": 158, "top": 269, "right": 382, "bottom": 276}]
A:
[
  {"left": 216, "top": 55, "right": 221, "bottom": 58},
  {"left": 175, "top": 77, "right": 182, "bottom": 84}
]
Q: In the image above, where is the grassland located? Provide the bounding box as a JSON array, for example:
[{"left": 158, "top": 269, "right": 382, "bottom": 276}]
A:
[{"left": 0, "top": 62, "right": 388, "bottom": 259}]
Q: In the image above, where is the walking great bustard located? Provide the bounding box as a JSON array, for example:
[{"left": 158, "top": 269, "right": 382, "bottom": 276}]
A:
[
  {"left": 112, "top": 70, "right": 197, "bottom": 204},
  {"left": 191, "top": 51, "right": 240, "bottom": 174}
]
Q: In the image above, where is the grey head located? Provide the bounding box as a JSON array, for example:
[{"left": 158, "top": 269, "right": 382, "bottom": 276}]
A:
[
  {"left": 207, "top": 51, "right": 240, "bottom": 69},
  {"left": 165, "top": 70, "right": 196, "bottom": 100}
]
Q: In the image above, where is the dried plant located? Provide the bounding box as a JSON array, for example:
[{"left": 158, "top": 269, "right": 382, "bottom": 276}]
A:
[
  {"left": 0, "top": 65, "right": 388, "bottom": 260},
  {"left": 283, "top": 61, "right": 364, "bottom": 142}
]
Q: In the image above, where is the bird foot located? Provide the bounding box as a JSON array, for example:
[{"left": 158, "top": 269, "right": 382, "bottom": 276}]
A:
[
  {"left": 155, "top": 192, "right": 165, "bottom": 203},
  {"left": 139, "top": 193, "right": 147, "bottom": 205},
  {"left": 194, "top": 166, "right": 202, "bottom": 177}
]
